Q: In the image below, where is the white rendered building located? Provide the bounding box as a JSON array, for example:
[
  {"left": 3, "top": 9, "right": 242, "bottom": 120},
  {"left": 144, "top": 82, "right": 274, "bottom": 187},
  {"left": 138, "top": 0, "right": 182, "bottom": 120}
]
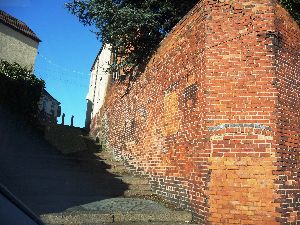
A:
[
  {"left": 85, "top": 44, "right": 112, "bottom": 129},
  {"left": 38, "top": 89, "right": 61, "bottom": 124}
]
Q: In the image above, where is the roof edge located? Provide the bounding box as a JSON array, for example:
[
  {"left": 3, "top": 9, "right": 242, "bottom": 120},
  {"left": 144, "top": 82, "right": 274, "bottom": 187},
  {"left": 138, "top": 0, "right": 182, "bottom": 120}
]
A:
[
  {"left": 0, "top": 10, "right": 41, "bottom": 43},
  {"left": 90, "top": 44, "right": 104, "bottom": 72},
  {"left": 1, "top": 20, "right": 41, "bottom": 42}
]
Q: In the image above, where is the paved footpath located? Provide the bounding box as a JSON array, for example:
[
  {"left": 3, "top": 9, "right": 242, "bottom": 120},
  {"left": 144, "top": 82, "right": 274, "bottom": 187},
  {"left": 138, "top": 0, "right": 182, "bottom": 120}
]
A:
[
  {"left": 0, "top": 119, "right": 127, "bottom": 215},
  {"left": 0, "top": 110, "right": 196, "bottom": 225}
]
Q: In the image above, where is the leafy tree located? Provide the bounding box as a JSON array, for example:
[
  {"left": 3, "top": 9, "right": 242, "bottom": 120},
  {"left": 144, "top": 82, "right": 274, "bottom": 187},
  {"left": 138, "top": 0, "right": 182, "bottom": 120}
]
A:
[
  {"left": 279, "top": 0, "right": 300, "bottom": 25},
  {"left": 66, "top": 0, "right": 299, "bottom": 81},
  {"left": 0, "top": 60, "right": 45, "bottom": 126},
  {"left": 66, "top": 0, "right": 198, "bottom": 79}
]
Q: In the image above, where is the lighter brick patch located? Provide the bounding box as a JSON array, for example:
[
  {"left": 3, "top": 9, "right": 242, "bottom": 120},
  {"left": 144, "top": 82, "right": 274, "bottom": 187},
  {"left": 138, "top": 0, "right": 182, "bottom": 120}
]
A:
[
  {"left": 163, "top": 92, "right": 180, "bottom": 135},
  {"left": 207, "top": 157, "right": 279, "bottom": 225}
]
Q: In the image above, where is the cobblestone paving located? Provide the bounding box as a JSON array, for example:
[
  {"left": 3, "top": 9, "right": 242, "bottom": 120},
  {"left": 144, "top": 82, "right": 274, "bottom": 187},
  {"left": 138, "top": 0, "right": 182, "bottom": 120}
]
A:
[{"left": 66, "top": 198, "right": 172, "bottom": 213}]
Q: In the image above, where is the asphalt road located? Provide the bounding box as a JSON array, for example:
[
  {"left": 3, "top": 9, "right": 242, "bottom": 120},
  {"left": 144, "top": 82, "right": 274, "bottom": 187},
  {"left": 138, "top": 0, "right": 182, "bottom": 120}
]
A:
[{"left": 0, "top": 108, "right": 128, "bottom": 216}]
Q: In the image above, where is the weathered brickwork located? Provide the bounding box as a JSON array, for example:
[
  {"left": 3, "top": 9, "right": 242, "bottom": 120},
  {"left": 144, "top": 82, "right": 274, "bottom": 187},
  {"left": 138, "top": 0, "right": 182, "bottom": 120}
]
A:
[
  {"left": 207, "top": 157, "right": 278, "bottom": 224},
  {"left": 90, "top": 0, "right": 299, "bottom": 223},
  {"left": 273, "top": 4, "right": 300, "bottom": 224}
]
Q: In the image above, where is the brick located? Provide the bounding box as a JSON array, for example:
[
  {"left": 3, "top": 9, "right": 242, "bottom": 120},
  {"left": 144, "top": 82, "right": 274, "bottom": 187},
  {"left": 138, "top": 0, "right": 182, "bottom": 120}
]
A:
[{"left": 89, "top": 0, "right": 300, "bottom": 224}]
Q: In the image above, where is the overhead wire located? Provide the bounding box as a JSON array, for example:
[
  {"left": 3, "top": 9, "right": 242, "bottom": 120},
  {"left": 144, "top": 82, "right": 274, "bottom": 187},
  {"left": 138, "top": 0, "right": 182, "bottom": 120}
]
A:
[{"left": 33, "top": 53, "right": 91, "bottom": 89}]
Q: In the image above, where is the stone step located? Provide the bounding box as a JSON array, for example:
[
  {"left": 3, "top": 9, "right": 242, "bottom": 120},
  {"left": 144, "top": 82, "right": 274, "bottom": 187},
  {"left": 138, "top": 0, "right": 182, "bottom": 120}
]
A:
[
  {"left": 81, "top": 135, "right": 96, "bottom": 141},
  {"left": 43, "top": 223, "right": 197, "bottom": 225},
  {"left": 128, "top": 183, "right": 152, "bottom": 191},
  {"left": 102, "top": 160, "right": 125, "bottom": 167},
  {"left": 44, "top": 125, "right": 88, "bottom": 154},
  {"left": 41, "top": 198, "right": 193, "bottom": 225},
  {"left": 110, "top": 164, "right": 127, "bottom": 170},
  {"left": 96, "top": 151, "right": 113, "bottom": 158},
  {"left": 116, "top": 176, "right": 149, "bottom": 185},
  {"left": 41, "top": 211, "right": 192, "bottom": 225},
  {"left": 106, "top": 167, "right": 129, "bottom": 175},
  {"left": 101, "top": 223, "right": 197, "bottom": 225},
  {"left": 123, "top": 189, "right": 155, "bottom": 197},
  {"left": 92, "top": 223, "right": 197, "bottom": 225}
]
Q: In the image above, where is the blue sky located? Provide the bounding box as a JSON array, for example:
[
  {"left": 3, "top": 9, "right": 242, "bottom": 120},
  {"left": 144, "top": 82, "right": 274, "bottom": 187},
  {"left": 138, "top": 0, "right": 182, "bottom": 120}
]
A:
[{"left": 0, "top": 0, "right": 101, "bottom": 127}]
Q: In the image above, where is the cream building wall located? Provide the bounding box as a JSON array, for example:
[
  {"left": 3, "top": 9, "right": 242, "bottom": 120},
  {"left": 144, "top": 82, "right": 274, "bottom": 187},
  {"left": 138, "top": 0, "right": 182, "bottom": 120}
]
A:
[
  {"left": 0, "top": 23, "right": 39, "bottom": 70},
  {"left": 85, "top": 44, "right": 112, "bottom": 129},
  {"left": 38, "top": 90, "right": 61, "bottom": 124}
]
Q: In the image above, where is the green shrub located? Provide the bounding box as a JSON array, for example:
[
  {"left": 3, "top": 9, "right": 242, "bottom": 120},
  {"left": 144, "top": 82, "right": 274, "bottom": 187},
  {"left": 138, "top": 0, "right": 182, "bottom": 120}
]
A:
[{"left": 0, "top": 60, "right": 45, "bottom": 126}]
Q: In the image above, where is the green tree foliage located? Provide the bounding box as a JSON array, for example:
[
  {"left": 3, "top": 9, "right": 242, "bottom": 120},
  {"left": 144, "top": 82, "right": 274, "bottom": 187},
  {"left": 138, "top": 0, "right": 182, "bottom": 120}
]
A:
[
  {"left": 66, "top": 0, "right": 299, "bottom": 80},
  {"left": 279, "top": 0, "right": 300, "bottom": 25},
  {"left": 66, "top": 0, "right": 198, "bottom": 78},
  {"left": 0, "top": 60, "right": 45, "bottom": 125}
]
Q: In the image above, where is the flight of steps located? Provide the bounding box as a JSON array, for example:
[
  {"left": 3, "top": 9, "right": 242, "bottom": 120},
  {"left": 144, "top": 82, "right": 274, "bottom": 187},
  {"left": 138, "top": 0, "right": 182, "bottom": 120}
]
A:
[
  {"left": 44, "top": 124, "right": 87, "bottom": 154},
  {"left": 41, "top": 136, "right": 198, "bottom": 225},
  {"left": 95, "top": 151, "right": 155, "bottom": 198}
]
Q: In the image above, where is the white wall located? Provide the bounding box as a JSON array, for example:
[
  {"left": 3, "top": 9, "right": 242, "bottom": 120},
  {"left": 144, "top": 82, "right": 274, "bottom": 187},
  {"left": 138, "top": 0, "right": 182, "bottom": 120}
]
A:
[
  {"left": 38, "top": 92, "right": 60, "bottom": 123},
  {"left": 86, "top": 44, "right": 112, "bottom": 119},
  {"left": 0, "top": 23, "right": 39, "bottom": 70}
]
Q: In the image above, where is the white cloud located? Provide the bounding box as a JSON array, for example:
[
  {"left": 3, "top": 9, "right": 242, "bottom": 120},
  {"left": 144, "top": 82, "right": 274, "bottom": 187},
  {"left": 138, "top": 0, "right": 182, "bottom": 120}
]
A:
[{"left": 0, "top": 0, "right": 32, "bottom": 8}]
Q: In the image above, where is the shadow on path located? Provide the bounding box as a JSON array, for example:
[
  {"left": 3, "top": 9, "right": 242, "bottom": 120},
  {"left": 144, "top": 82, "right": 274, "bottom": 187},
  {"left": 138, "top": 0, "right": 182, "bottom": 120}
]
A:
[{"left": 0, "top": 108, "right": 128, "bottom": 215}]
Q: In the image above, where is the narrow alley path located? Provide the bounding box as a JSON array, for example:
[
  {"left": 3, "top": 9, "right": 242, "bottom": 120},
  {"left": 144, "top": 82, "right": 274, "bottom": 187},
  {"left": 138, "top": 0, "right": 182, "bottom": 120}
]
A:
[
  {"left": 0, "top": 109, "right": 127, "bottom": 215},
  {"left": 0, "top": 108, "right": 195, "bottom": 224}
]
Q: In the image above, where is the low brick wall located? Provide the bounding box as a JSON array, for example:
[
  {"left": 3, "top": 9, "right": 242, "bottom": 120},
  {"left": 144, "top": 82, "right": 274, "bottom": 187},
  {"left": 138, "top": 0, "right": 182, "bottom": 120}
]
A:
[{"left": 91, "top": 0, "right": 300, "bottom": 223}]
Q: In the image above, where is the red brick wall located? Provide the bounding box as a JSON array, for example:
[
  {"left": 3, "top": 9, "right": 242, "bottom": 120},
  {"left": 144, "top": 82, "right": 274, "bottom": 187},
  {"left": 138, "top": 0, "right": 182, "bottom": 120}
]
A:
[
  {"left": 204, "top": 0, "right": 279, "bottom": 224},
  {"left": 90, "top": 1, "right": 299, "bottom": 223},
  {"left": 273, "top": 4, "right": 300, "bottom": 224}
]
